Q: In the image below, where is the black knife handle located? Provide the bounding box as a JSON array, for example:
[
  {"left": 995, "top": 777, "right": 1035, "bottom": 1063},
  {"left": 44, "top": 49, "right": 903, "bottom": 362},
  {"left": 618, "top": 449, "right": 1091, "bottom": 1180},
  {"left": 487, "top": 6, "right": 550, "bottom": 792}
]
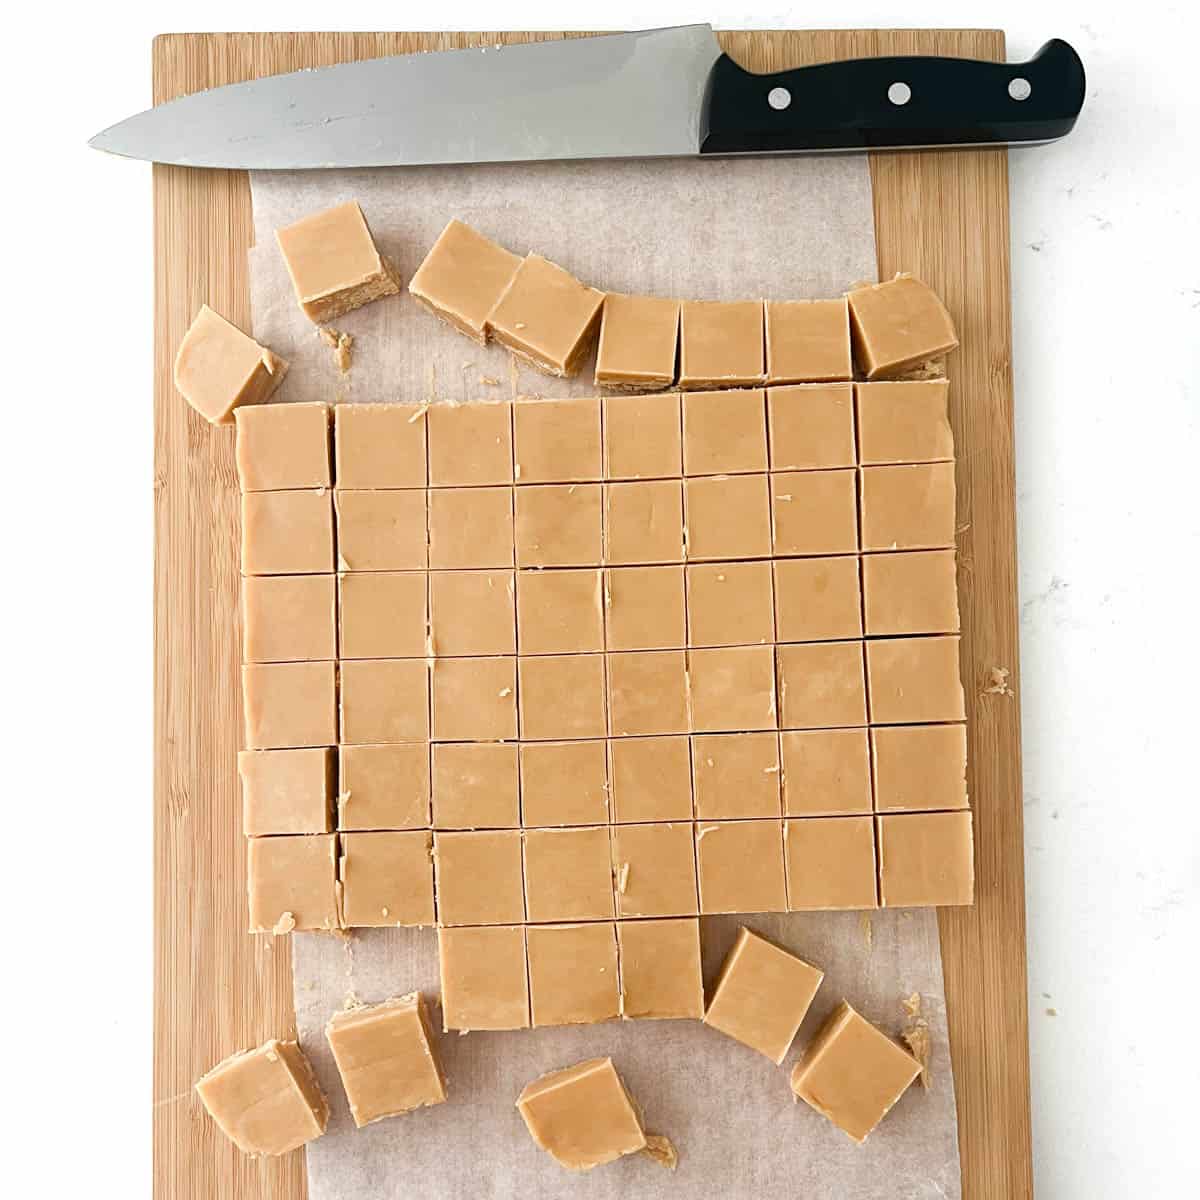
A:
[{"left": 700, "top": 38, "right": 1085, "bottom": 154}]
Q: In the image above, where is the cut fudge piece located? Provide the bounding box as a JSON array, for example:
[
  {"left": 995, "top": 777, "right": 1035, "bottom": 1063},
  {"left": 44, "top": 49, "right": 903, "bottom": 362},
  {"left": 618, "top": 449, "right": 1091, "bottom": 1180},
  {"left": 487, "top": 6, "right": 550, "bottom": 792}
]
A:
[
  {"left": 692, "top": 732, "right": 781, "bottom": 820},
  {"left": 856, "top": 379, "right": 953, "bottom": 464},
  {"left": 195, "top": 1039, "right": 327, "bottom": 1155},
  {"left": 434, "top": 830, "right": 525, "bottom": 925},
  {"left": 516, "top": 569, "right": 604, "bottom": 654},
  {"left": 790, "top": 1001, "right": 922, "bottom": 1141},
  {"left": 605, "top": 565, "right": 687, "bottom": 651},
  {"left": 275, "top": 201, "right": 400, "bottom": 323},
  {"left": 429, "top": 569, "right": 515, "bottom": 656},
  {"left": 325, "top": 993, "right": 446, "bottom": 1128},
  {"left": 514, "top": 483, "right": 602, "bottom": 567},
  {"left": 174, "top": 304, "right": 287, "bottom": 425},
  {"left": 438, "top": 925, "right": 530, "bottom": 1031},
  {"left": 617, "top": 918, "right": 704, "bottom": 1020},
  {"left": 239, "top": 747, "right": 335, "bottom": 836},
  {"left": 695, "top": 820, "right": 787, "bottom": 915},
  {"left": 773, "top": 557, "right": 862, "bottom": 643},
  {"left": 871, "top": 724, "right": 969, "bottom": 813},
  {"left": 608, "top": 736, "right": 693, "bottom": 823},
  {"left": 242, "top": 574, "right": 336, "bottom": 663},
  {"left": 523, "top": 826, "right": 615, "bottom": 923},
  {"left": 703, "top": 926, "right": 824, "bottom": 1063},
  {"left": 235, "top": 402, "right": 330, "bottom": 491},
  {"left": 430, "top": 657, "right": 517, "bottom": 741},
  {"left": 594, "top": 294, "right": 680, "bottom": 390},
  {"left": 603, "top": 391, "right": 683, "bottom": 479},
  {"left": 513, "top": 396, "right": 602, "bottom": 483},
  {"left": 487, "top": 254, "right": 604, "bottom": 376},
  {"left": 687, "top": 645, "right": 777, "bottom": 733},
  {"left": 408, "top": 219, "right": 521, "bottom": 342},
  {"left": 771, "top": 469, "right": 859, "bottom": 556},
  {"left": 604, "top": 479, "right": 685, "bottom": 565},
  {"left": 681, "top": 388, "right": 768, "bottom": 476},
  {"left": 785, "top": 817, "right": 878, "bottom": 910},
  {"left": 611, "top": 822, "right": 698, "bottom": 918},
  {"left": 846, "top": 274, "right": 958, "bottom": 378},
  {"left": 862, "top": 549, "right": 959, "bottom": 636},
  {"left": 764, "top": 298, "right": 852, "bottom": 383},
  {"left": 683, "top": 473, "right": 772, "bottom": 560},
  {"left": 767, "top": 384, "right": 855, "bottom": 470},
  {"left": 427, "top": 401, "right": 513, "bottom": 486},
  {"left": 686, "top": 560, "right": 774, "bottom": 647},
  {"left": 339, "top": 658, "right": 430, "bottom": 745},
  {"left": 518, "top": 654, "right": 607, "bottom": 740},
  {"left": 339, "top": 571, "right": 428, "bottom": 659},
  {"left": 859, "top": 462, "right": 956, "bottom": 551},
  {"left": 335, "top": 489, "right": 427, "bottom": 571},
  {"left": 516, "top": 1057, "right": 646, "bottom": 1171},
  {"left": 877, "top": 811, "right": 974, "bottom": 906},
  {"left": 431, "top": 743, "right": 520, "bottom": 829},
  {"left": 776, "top": 641, "right": 867, "bottom": 730},
  {"left": 247, "top": 833, "right": 339, "bottom": 933},
  {"left": 242, "top": 490, "right": 334, "bottom": 576},
  {"left": 242, "top": 661, "right": 337, "bottom": 750},
  {"left": 678, "top": 299, "right": 764, "bottom": 389},
  {"left": 865, "top": 635, "right": 965, "bottom": 724},
  {"left": 333, "top": 403, "right": 427, "bottom": 489},
  {"left": 526, "top": 923, "right": 620, "bottom": 1027},
  {"left": 428, "top": 486, "right": 513, "bottom": 569},
  {"left": 519, "top": 741, "right": 609, "bottom": 827},
  {"left": 338, "top": 743, "right": 430, "bottom": 831},
  {"left": 340, "top": 830, "right": 435, "bottom": 928},
  {"left": 607, "top": 650, "right": 689, "bottom": 736},
  {"left": 781, "top": 729, "right": 872, "bottom": 817}
]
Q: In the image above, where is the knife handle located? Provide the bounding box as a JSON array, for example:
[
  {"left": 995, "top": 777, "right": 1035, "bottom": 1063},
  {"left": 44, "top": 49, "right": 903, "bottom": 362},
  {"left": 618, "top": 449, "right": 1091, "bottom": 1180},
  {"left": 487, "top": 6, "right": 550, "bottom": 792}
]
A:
[{"left": 699, "top": 38, "right": 1085, "bottom": 154}]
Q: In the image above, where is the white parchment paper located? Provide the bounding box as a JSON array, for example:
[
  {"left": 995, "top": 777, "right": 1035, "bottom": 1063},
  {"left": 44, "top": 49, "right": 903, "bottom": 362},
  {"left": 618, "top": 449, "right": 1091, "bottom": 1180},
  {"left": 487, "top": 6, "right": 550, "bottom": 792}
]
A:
[{"left": 248, "top": 157, "right": 962, "bottom": 1200}]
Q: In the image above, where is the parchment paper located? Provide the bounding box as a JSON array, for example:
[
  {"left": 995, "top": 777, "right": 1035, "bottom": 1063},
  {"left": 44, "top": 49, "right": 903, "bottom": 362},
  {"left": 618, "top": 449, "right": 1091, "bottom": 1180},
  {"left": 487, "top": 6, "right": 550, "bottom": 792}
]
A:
[{"left": 248, "top": 157, "right": 962, "bottom": 1200}]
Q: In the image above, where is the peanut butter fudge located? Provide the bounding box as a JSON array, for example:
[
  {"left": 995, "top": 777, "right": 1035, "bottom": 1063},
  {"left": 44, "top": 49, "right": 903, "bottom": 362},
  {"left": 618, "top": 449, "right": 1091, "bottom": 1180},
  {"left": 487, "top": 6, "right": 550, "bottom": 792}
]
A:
[
  {"left": 339, "top": 571, "right": 428, "bottom": 659},
  {"left": 514, "top": 484, "right": 602, "bottom": 567},
  {"left": 276, "top": 201, "right": 400, "bottom": 323},
  {"left": 765, "top": 298, "right": 853, "bottom": 383},
  {"left": 438, "top": 925, "right": 530, "bottom": 1031},
  {"left": 242, "top": 574, "right": 336, "bottom": 663},
  {"left": 431, "top": 657, "right": 517, "bottom": 741},
  {"left": 773, "top": 557, "right": 862, "bottom": 643},
  {"left": 862, "top": 549, "right": 960, "bottom": 636},
  {"left": 608, "top": 736, "right": 694, "bottom": 823},
  {"left": 607, "top": 650, "right": 689, "bottom": 736},
  {"left": 520, "top": 741, "right": 609, "bottom": 827},
  {"left": 517, "top": 1057, "right": 646, "bottom": 1170},
  {"left": 174, "top": 304, "right": 288, "bottom": 425},
  {"left": 767, "top": 384, "right": 856, "bottom": 470},
  {"left": 428, "top": 487, "right": 514, "bottom": 569},
  {"left": 790, "top": 1001, "right": 922, "bottom": 1141},
  {"left": 696, "top": 820, "right": 787, "bottom": 915},
  {"left": 513, "top": 396, "right": 602, "bottom": 483},
  {"left": 239, "top": 747, "right": 335, "bottom": 836},
  {"left": 518, "top": 654, "right": 607, "bottom": 740},
  {"left": 785, "top": 817, "right": 878, "bottom": 910},
  {"left": 526, "top": 922, "right": 620, "bottom": 1026},
  {"left": 341, "top": 830, "right": 435, "bottom": 928},
  {"left": 781, "top": 729, "right": 872, "bottom": 817},
  {"left": 605, "top": 565, "right": 686, "bottom": 650},
  {"left": 878, "top": 811, "right": 974, "bottom": 906},
  {"left": 683, "top": 473, "right": 772, "bottom": 560},
  {"left": 333, "top": 403, "right": 428, "bottom": 489},
  {"left": 243, "top": 661, "right": 337, "bottom": 750},
  {"left": 429, "top": 569, "right": 516, "bottom": 656},
  {"left": 687, "top": 560, "right": 774, "bottom": 647},
  {"left": 856, "top": 379, "right": 953, "bottom": 464},
  {"left": 335, "top": 489, "right": 428, "bottom": 571},
  {"left": 427, "top": 401, "right": 514, "bottom": 486},
  {"left": 195, "top": 1039, "right": 328, "bottom": 1155},
  {"left": 515, "top": 569, "right": 604, "bottom": 654},
  {"left": 235, "top": 402, "right": 330, "bottom": 491},
  {"left": 678, "top": 299, "right": 765, "bottom": 389},
  {"left": 611, "top": 822, "right": 698, "bottom": 918},
  {"left": 692, "top": 732, "right": 782, "bottom": 819},
  {"left": 777, "top": 641, "right": 867, "bottom": 729},
  {"left": 325, "top": 994, "right": 446, "bottom": 1128},
  {"left": 242, "top": 490, "right": 334, "bottom": 576},
  {"left": 524, "top": 826, "right": 615, "bottom": 922},
  {"left": 603, "top": 391, "right": 683, "bottom": 479},
  {"left": 846, "top": 275, "right": 958, "bottom": 378},
  {"left": 595, "top": 294, "right": 680, "bottom": 390},
  {"left": 408, "top": 219, "right": 521, "bottom": 342},
  {"left": 703, "top": 926, "right": 824, "bottom": 1063},
  {"left": 339, "top": 743, "right": 431, "bottom": 830},
  {"left": 340, "top": 658, "right": 430, "bottom": 745},
  {"left": 688, "top": 645, "right": 777, "bottom": 733},
  {"left": 488, "top": 254, "right": 604, "bottom": 377},
  {"left": 247, "top": 833, "right": 339, "bottom": 933},
  {"left": 859, "top": 462, "right": 957, "bottom": 551},
  {"left": 866, "top": 635, "right": 965, "bottom": 724},
  {"left": 771, "top": 469, "right": 859, "bottom": 556},
  {"left": 434, "top": 830, "right": 526, "bottom": 925},
  {"left": 603, "top": 479, "right": 685, "bottom": 565},
  {"left": 618, "top": 918, "right": 705, "bottom": 1020},
  {"left": 431, "top": 743, "right": 520, "bottom": 828},
  {"left": 871, "top": 724, "right": 969, "bottom": 813},
  {"left": 682, "top": 388, "right": 768, "bottom": 475}
]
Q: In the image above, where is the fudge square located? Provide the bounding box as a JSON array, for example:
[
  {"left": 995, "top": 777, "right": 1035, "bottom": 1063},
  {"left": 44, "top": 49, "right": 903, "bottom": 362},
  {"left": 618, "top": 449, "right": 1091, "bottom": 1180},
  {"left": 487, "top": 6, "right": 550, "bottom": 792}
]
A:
[
  {"left": 608, "top": 735, "right": 694, "bottom": 823},
  {"left": 438, "top": 925, "right": 530, "bottom": 1031},
  {"left": 865, "top": 635, "right": 965, "bottom": 724},
  {"left": 771, "top": 469, "right": 859, "bottom": 556},
  {"left": 514, "top": 483, "right": 602, "bottom": 568},
  {"left": 603, "top": 391, "right": 682, "bottom": 480},
  {"left": 523, "top": 826, "right": 615, "bottom": 923},
  {"left": 431, "top": 743, "right": 520, "bottom": 829},
  {"left": 790, "top": 1001, "right": 922, "bottom": 1142},
  {"left": 243, "top": 574, "right": 337, "bottom": 664},
  {"left": 235, "top": 401, "right": 330, "bottom": 492},
  {"left": 518, "top": 654, "right": 607, "bottom": 741},
  {"left": 871, "top": 724, "right": 969, "bottom": 813},
  {"left": 686, "top": 560, "right": 774, "bottom": 648},
  {"left": 781, "top": 728, "right": 872, "bottom": 817},
  {"left": 765, "top": 298, "right": 853, "bottom": 384},
  {"left": 519, "top": 740, "right": 609, "bottom": 827},
  {"left": 431, "top": 657, "right": 517, "bottom": 742},
  {"left": 427, "top": 401, "right": 513, "bottom": 487},
  {"left": 513, "top": 396, "right": 602, "bottom": 483},
  {"left": 516, "top": 1057, "right": 647, "bottom": 1172},
  {"left": 682, "top": 388, "right": 768, "bottom": 476},
  {"left": 340, "top": 831, "right": 435, "bottom": 929},
  {"left": 862, "top": 549, "right": 960, "bottom": 636},
  {"left": 773, "top": 557, "right": 862, "bottom": 643},
  {"left": 607, "top": 650, "right": 689, "bottom": 736},
  {"left": 333, "top": 402, "right": 427, "bottom": 489},
  {"left": 859, "top": 461, "right": 956, "bottom": 552},
  {"left": 594, "top": 293, "right": 680, "bottom": 391},
  {"left": 785, "top": 817, "right": 878, "bottom": 910},
  {"left": 242, "top": 661, "right": 337, "bottom": 750},
  {"left": 515, "top": 568, "right": 603, "bottom": 655},
  {"left": 856, "top": 379, "right": 953, "bottom": 465},
  {"left": 526, "top": 922, "right": 621, "bottom": 1027},
  {"left": 691, "top": 731, "right": 781, "bottom": 820},
  {"left": 195, "top": 1039, "right": 329, "bottom": 1156},
  {"left": 617, "top": 918, "right": 705, "bottom": 1020},
  {"left": 239, "top": 747, "right": 334, "bottom": 836},
  {"left": 688, "top": 645, "right": 777, "bottom": 733},
  {"left": 338, "top": 743, "right": 430, "bottom": 831},
  {"left": 433, "top": 830, "right": 526, "bottom": 926},
  {"left": 611, "top": 822, "right": 699, "bottom": 918},
  {"left": 777, "top": 641, "right": 868, "bottom": 730},
  {"left": 683, "top": 473, "right": 772, "bottom": 560},
  {"left": 767, "top": 383, "right": 856, "bottom": 471},
  {"left": 703, "top": 926, "right": 824, "bottom": 1063},
  {"left": 429, "top": 569, "right": 515, "bottom": 657},
  {"left": 241, "top": 489, "right": 334, "bottom": 576},
  {"left": 336, "top": 489, "right": 428, "bottom": 571},
  {"left": 339, "top": 571, "right": 427, "bottom": 659},
  {"left": 428, "top": 487, "right": 513, "bottom": 569},
  {"left": 247, "top": 833, "right": 339, "bottom": 933},
  {"left": 605, "top": 565, "right": 686, "bottom": 651},
  {"left": 846, "top": 274, "right": 958, "bottom": 379},
  {"left": 340, "top": 659, "right": 430, "bottom": 745},
  {"left": 678, "top": 299, "right": 764, "bottom": 389},
  {"left": 877, "top": 811, "right": 975, "bottom": 907},
  {"left": 696, "top": 820, "right": 787, "bottom": 914},
  {"left": 325, "top": 993, "right": 447, "bottom": 1128}
]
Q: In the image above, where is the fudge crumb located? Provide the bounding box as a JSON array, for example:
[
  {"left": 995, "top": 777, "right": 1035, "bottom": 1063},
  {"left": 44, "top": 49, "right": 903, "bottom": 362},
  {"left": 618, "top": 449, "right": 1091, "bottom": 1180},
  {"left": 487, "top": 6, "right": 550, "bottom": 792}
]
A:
[
  {"left": 642, "top": 1134, "right": 678, "bottom": 1171},
  {"left": 408, "top": 403, "right": 430, "bottom": 424},
  {"left": 317, "top": 326, "right": 353, "bottom": 372},
  {"left": 902, "top": 1022, "right": 932, "bottom": 1090},
  {"left": 272, "top": 911, "right": 296, "bottom": 936},
  {"left": 983, "top": 666, "right": 1014, "bottom": 696},
  {"left": 902, "top": 991, "right": 922, "bottom": 1018},
  {"left": 480, "top": 375, "right": 501, "bottom": 387},
  {"left": 859, "top": 912, "right": 873, "bottom": 949},
  {"left": 616, "top": 862, "right": 630, "bottom": 894}
]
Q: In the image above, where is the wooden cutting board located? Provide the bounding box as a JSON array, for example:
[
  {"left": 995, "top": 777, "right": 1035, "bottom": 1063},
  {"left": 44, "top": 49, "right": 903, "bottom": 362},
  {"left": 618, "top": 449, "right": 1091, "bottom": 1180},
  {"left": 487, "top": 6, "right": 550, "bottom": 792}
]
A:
[{"left": 152, "top": 29, "right": 1030, "bottom": 1200}]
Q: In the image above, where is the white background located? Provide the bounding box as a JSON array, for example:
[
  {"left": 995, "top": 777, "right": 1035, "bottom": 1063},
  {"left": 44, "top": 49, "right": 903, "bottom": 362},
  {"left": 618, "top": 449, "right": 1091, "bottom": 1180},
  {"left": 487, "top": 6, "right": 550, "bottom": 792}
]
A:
[{"left": 4, "top": 3, "right": 1196, "bottom": 1197}]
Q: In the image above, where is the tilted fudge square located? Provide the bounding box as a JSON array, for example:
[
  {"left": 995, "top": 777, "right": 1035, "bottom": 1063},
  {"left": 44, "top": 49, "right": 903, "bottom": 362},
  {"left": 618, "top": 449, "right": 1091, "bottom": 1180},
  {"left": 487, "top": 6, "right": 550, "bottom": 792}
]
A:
[
  {"left": 846, "top": 274, "right": 958, "bottom": 379},
  {"left": 594, "top": 293, "right": 680, "bottom": 390}
]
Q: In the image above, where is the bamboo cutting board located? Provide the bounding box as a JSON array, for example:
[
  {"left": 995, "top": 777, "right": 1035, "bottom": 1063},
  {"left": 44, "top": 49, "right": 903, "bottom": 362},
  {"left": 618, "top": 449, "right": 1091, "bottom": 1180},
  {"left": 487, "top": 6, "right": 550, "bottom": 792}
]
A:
[{"left": 153, "top": 29, "right": 1030, "bottom": 1200}]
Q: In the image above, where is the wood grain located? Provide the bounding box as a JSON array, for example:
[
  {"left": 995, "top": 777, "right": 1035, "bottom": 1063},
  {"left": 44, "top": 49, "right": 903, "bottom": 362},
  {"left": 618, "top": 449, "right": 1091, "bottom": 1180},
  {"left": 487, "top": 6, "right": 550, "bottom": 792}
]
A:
[{"left": 153, "top": 30, "right": 1029, "bottom": 1200}]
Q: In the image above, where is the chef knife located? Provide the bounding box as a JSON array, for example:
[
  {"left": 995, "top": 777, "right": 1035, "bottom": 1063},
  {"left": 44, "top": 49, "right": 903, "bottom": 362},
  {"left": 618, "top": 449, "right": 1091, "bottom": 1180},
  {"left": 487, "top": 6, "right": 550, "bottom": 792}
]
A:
[{"left": 89, "top": 25, "right": 1085, "bottom": 169}]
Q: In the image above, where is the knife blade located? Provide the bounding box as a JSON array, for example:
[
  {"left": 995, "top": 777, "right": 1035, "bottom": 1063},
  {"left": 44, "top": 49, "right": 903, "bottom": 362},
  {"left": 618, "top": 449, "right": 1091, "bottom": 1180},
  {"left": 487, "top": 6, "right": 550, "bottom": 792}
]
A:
[{"left": 88, "top": 25, "right": 1085, "bottom": 169}]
